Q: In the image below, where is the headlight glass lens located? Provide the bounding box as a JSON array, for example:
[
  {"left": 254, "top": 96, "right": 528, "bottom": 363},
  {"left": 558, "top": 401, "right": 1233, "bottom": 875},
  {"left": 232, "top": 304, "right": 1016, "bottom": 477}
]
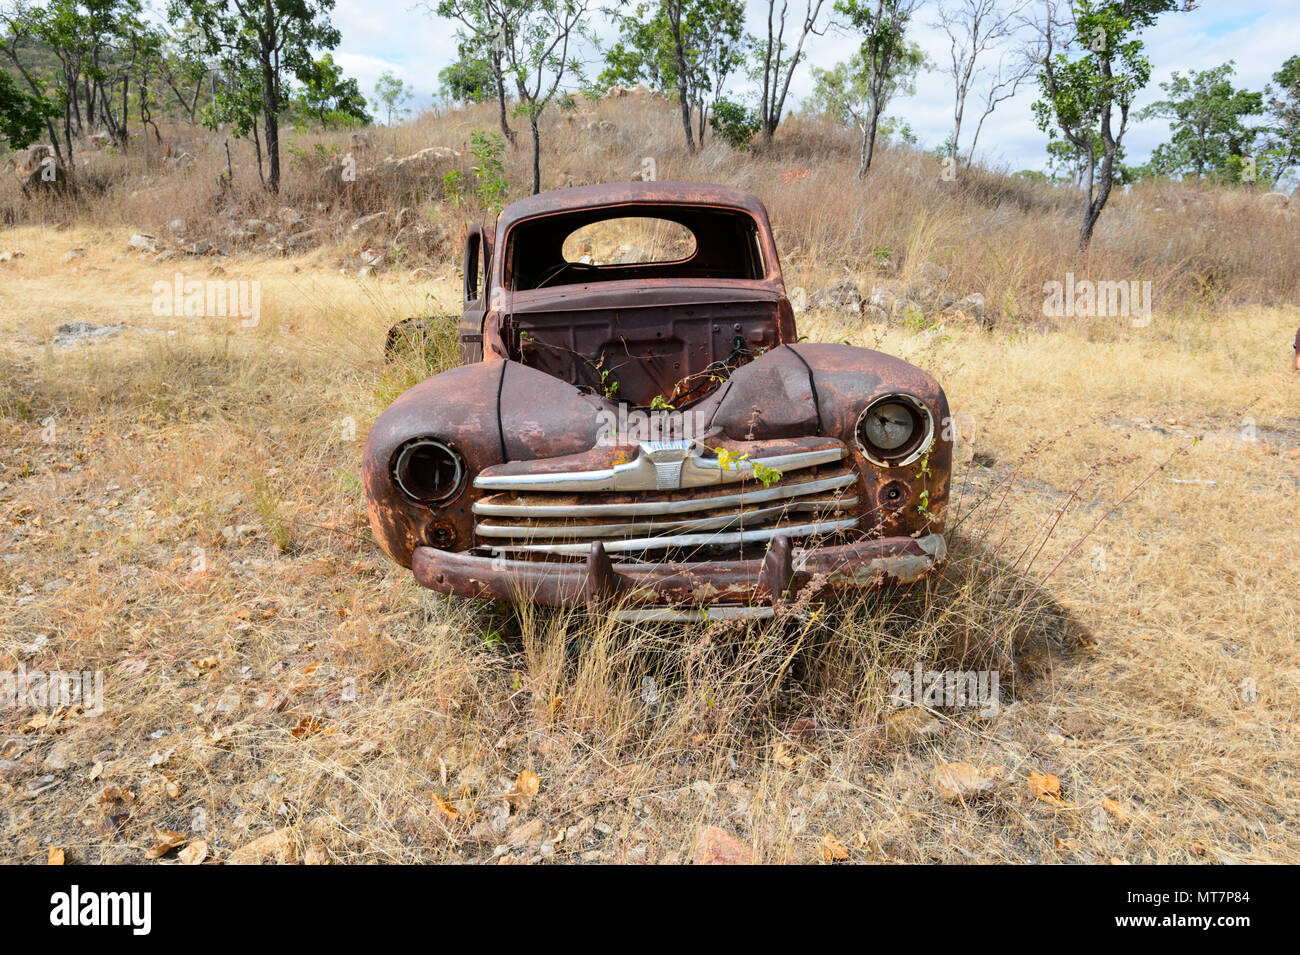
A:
[
  {"left": 862, "top": 401, "right": 916, "bottom": 450},
  {"left": 393, "top": 439, "right": 465, "bottom": 503},
  {"left": 855, "top": 395, "right": 933, "bottom": 466}
]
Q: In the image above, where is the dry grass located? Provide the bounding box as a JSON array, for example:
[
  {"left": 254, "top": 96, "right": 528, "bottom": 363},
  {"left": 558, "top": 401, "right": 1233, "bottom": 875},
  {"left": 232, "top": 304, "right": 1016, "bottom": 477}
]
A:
[{"left": 1, "top": 101, "right": 1298, "bottom": 864}]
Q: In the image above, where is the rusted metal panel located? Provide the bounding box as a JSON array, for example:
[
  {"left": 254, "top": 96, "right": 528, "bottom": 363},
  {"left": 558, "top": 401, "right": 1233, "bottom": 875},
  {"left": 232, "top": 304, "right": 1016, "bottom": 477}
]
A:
[{"left": 410, "top": 532, "right": 948, "bottom": 608}]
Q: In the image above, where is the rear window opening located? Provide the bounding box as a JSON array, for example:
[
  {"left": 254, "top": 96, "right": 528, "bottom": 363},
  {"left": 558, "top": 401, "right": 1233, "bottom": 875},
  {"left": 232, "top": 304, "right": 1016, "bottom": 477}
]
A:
[
  {"left": 507, "top": 206, "right": 765, "bottom": 290},
  {"left": 562, "top": 217, "right": 697, "bottom": 265}
]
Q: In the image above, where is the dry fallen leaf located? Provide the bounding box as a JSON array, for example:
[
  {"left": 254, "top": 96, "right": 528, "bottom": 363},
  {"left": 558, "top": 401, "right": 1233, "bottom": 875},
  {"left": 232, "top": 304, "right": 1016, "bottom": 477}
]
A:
[
  {"left": 432, "top": 794, "right": 459, "bottom": 821},
  {"left": 1101, "top": 797, "right": 1131, "bottom": 824},
  {"left": 821, "top": 834, "right": 849, "bottom": 861},
  {"left": 291, "top": 716, "right": 324, "bottom": 739},
  {"left": 179, "top": 840, "right": 208, "bottom": 865},
  {"left": 1054, "top": 837, "right": 1076, "bottom": 850},
  {"left": 99, "top": 785, "right": 135, "bottom": 804},
  {"left": 509, "top": 769, "right": 540, "bottom": 807},
  {"left": 225, "top": 828, "right": 296, "bottom": 865},
  {"left": 47, "top": 846, "right": 65, "bottom": 865},
  {"left": 1027, "top": 771, "right": 1061, "bottom": 798},
  {"left": 145, "top": 829, "right": 187, "bottom": 860},
  {"left": 1028, "top": 771, "right": 1077, "bottom": 809},
  {"left": 190, "top": 656, "right": 219, "bottom": 671},
  {"left": 20, "top": 712, "right": 49, "bottom": 732}
]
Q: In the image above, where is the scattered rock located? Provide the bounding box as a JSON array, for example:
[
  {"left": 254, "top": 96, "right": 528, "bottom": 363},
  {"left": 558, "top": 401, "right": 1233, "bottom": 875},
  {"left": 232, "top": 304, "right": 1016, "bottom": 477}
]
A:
[
  {"left": 917, "top": 261, "right": 949, "bottom": 283},
  {"left": 955, "top": 292, "right": 986, "bottom": 319},
  {"left": 43, "top": 740, "right": 78, "bottom": 771},
  {"left": 10, "top": 144, "right": 68, "bottom": 194},
  {"left": 282, "top": 228, "right": 323, "bottom": 252},
  {"left": 225, "top": 827, "right": 297, "bottom": 864},
  {"left": 506, "top": 818, "right": 545, "bottom": 847},
  {"left": 167, "top": 218, "right": 188, "bottom": 233},
  {"left": 62, "top": 248, "right": 85, "bottom": 262},
  {"left": 349, "top": 211, "right": 387, "bottom": 234},
  {"left": 51, "top": 322, "right": 125, "bottom": 346},
  {"left": 127, "top": 233, "right": 159, "bottom": 253},
  {"left": 0, "top": 250, "right": 24, "bottom": 263},
  {"left": 810, "top": 279, "right": 863, "bottom": 315},
  {"left": 182, "top": 241, "right": 212, "bottom": 255},
  {"left": 885, "top": 706, "right": 942, "bottom": 745},
  {"left": 693, "top": 825, "right": 752, "bottom": 865},
  {"left": 932, "top": 762, "right": 1005, "bottom": 803}
]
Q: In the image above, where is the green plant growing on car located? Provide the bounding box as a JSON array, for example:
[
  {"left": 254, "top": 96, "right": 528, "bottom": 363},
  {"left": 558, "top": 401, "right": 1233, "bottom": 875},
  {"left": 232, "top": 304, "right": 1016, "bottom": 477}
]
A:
[{"left": 714, "top": 448, "right": 783, "bottom": 488}]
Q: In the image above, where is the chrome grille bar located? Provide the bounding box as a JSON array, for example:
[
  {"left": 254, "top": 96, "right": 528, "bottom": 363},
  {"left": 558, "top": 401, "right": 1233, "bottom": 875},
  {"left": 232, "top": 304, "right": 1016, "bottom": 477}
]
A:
[
  {"left": 476, "top": 495, "right": 857, "bottom": 540},
  {"left": 490, "top": 517, "right": 860, "bottom": 556},
  {"left": 473, "top": 470, "right": 858, "bottom": 519},
  {"left": 474, "top": 444, "right": 845, "bottom": 493}
]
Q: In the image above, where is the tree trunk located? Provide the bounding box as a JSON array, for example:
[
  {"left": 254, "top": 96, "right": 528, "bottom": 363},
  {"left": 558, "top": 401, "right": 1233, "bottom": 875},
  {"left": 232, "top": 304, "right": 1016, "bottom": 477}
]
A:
[
  {"left": 677, "top": 92, "right": 695, "bottom": 152},
  {"left": 252, "top": 121, "right": 266, "bottom": 187},
  {"left": 669, "top": 4, "right": 695, "bottom": 152},
  {"left": 529, "top": 112, "right": 541, "bottom": 195},
  {"left": 261, "top": 50, "right": 280, "bottom": 193},
  {"left": 492, "top": 51, "right": 515, "bottom": 144},
  {"left": 859, "top": 106, "right": 882, "bottom": 178}
]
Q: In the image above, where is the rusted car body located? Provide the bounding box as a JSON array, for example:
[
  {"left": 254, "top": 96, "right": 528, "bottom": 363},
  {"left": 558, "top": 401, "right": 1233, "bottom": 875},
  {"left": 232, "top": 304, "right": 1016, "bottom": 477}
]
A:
[{"left": 364, "top": 182, "right": 951, "bottom": 621}]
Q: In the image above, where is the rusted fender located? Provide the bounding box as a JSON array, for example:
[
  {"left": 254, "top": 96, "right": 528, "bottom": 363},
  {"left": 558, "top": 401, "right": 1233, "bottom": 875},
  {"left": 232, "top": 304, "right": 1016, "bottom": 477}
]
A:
[{"left": 363, "top": 361, "right": 608, "bottom": 567}]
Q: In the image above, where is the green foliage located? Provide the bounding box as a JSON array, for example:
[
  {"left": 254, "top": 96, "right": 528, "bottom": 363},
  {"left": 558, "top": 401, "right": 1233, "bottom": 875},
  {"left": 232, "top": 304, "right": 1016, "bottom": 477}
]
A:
[
  {"left": 174, "top": 0, "right": 342, "bottom": 192},
  {"left": 1139, "top": 62, "right": 1262, "bottom": 182},
  {"left": 439, "top": 46, "right": 497, "bottom": 104},
  {"left": 828, "top": 0, "right": 926, "bottom": 174},
  {"left": 1260, "top": 55, "right": 1300, "bottom": 186},
  {"left": 598, "top": 0, "right": 745, "bottom": 145},
  {"left": 443, "top": 129, "right": 509, "bottom": 212},
  {"left": 708, "top": 96, "right": 758, "bottom": 149},
  {"left": 296, "top": 53, "right": 370, "bottom": 127},
  {"left": 807, "top": 42, "right": 927, "bottom": 130},
  {"left": 0, "top": 70, "right": 59, "bottom": 150},
  {"left": 1031, "top": 0, "right": 1181, "bottom": 247},
  {"left": 373, "top": 70, "right": 413, "bottom": 125}
]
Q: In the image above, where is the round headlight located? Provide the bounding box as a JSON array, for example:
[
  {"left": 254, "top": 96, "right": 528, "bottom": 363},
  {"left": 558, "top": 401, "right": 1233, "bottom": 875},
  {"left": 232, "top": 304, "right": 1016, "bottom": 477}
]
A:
[
  {"left": 392, "top": 438, "right": 465, "bottom": 503},
  {"left": 855, "top": 394, "right": 934, "bottom": 467}
]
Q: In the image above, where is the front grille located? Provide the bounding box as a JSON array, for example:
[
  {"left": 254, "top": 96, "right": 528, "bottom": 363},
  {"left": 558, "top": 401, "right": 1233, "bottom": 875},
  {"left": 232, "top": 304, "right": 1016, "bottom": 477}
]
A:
[{"left": 472, "top": 439, "right": 860, "bottom": 557}]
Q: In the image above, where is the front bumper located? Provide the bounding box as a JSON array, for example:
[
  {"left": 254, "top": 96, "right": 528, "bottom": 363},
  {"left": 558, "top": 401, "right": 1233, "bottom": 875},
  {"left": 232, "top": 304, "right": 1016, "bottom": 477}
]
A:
[{"left": 410, "top": 532, "right": 947, "bottom": 621}]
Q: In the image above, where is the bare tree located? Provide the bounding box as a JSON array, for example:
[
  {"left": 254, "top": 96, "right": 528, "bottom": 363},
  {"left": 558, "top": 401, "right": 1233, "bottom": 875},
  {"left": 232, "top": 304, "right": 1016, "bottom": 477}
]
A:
[
  {"left": 936, "top": 0, "right": 1032, "bottom": 164},
  {"left": 755, "top": 0, "right": 829, "bottom": 142}
]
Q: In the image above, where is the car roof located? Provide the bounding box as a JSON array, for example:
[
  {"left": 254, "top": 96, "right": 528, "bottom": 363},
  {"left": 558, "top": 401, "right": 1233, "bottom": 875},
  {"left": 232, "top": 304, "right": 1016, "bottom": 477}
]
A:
[{"left": 497, "top": 181, "right": 770, "bottom": 231}]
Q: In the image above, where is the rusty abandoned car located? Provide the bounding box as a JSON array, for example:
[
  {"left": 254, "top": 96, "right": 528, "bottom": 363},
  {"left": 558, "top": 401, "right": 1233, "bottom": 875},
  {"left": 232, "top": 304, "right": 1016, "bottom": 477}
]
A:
[{"left": 363, "top": 182, "right": 952, "bottom": 620}]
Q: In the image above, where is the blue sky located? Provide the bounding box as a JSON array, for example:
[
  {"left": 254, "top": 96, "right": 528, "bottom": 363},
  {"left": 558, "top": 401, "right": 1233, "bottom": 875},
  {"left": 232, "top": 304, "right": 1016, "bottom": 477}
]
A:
[{"left": 327, "top": 0, "right": 1295, "bottom": 172}]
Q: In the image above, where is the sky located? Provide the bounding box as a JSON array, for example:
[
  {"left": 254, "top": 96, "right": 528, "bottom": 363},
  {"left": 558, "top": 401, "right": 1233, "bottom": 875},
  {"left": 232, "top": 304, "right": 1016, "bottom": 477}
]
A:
[{"left": 326, "top": 0, "right": 1297, "bottom": 172}]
